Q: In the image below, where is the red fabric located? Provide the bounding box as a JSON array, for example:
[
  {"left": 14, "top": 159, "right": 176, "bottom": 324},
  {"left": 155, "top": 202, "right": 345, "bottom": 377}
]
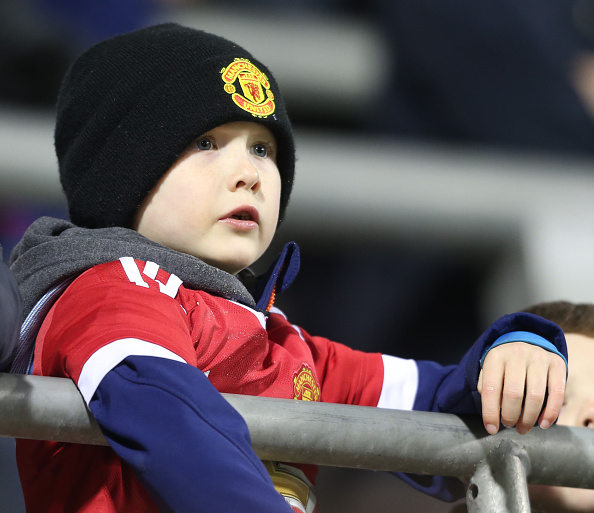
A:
[{"left": 19, "top": 259, "right": 384, "bottom": 513}]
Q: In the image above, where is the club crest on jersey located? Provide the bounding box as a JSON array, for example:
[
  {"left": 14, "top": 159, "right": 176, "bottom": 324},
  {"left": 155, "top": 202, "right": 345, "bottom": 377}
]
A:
[
  {"left": 221, "top": 58, "right": 276, "bottom": 118},
  {"left": 293, "top": 366, "right": 320, "bottom": 402}
]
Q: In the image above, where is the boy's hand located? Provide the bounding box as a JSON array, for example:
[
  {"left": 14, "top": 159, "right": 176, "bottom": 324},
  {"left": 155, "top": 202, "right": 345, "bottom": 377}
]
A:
[{"left": 477, "top": 342, "right": 566, "bottom": 435}]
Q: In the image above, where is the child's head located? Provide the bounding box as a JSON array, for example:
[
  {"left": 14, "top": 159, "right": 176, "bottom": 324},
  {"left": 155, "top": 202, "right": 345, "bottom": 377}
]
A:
[
  {"left": 134, "top": 120, "right": 281, "bottom": 274},
  {"left": 55, "top": 23, "right": 295, "bottom": 237},
  {"left": 523, "top": 301, "right": 594, "bottom": 512}
]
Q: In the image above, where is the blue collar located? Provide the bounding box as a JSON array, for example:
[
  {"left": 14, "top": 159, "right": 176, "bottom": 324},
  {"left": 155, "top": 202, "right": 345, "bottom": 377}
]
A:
[{"left": 252, "top": 242, "right": 300, "bottom": 311}]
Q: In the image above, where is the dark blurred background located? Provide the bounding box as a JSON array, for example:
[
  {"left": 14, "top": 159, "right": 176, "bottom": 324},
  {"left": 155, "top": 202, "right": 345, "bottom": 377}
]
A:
[{"left": 2, "top": 0, "right": 594, "bottom": 511}]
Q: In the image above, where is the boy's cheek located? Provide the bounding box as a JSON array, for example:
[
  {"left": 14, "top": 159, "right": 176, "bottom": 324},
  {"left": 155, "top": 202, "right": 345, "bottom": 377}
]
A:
[
  {"left": 556, "top": 400, "right": 584, "bottom": 428},
  {"left": 556, "top": 406, "right": 571, "bottom": 426},
  {"left": 530, "top": 483, "right": 594, "bottom": 512}
]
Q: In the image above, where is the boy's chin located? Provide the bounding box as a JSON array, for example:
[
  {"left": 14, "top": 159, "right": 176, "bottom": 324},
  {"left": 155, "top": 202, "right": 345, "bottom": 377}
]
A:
[
  {"left": 206, "top": 261, "right": 247, "bottom": 275},
  {"left": 200, "top": 254, "right": 256, "bottom": 276},
  {"left": 529, "top": 483, "right": 594, "bottom": 512}
]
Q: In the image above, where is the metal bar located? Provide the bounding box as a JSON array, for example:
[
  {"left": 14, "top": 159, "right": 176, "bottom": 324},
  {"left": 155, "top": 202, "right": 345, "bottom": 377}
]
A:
[
  {"left": 1, "top": 372, "right": 594, "bottom": 491},
  {"left": 0, "top": 373, "right": 105, "bottom": 446},
  {"left": 465, "top": 440, "right": 532, "bottom": 513}
]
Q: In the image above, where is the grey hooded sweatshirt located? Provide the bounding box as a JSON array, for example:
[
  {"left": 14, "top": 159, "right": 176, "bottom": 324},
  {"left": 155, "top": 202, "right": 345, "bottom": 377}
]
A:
[{"left": 10, "top": 216, "right": 259, "bottom": 322}]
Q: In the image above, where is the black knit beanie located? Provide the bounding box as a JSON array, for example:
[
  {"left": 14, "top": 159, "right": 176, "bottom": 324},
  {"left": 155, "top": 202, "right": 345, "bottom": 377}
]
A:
[{"left": 55, "top": 23, "right": 295, "bottom": 229}]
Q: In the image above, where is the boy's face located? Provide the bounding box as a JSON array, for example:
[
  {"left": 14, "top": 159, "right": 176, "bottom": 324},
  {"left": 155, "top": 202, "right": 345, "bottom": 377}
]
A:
[
  {"left": 530, "top": 333, "right": 594, "bottom": 512},
  {"left": 135, "top": 121, "right": 281, "bottom": 274}
]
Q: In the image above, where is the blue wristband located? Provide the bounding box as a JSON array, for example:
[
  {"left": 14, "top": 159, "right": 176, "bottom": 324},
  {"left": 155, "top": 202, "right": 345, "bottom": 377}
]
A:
[{"left": 480, "top": 330, "right": 568, "bottom": 372}]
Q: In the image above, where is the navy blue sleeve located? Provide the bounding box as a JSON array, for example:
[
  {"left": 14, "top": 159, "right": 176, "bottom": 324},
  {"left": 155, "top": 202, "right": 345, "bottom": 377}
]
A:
[
  {"left": 89, "top": 355, "right": 293, "bottom": 513},
  {"left": 0, "top": 254, "right": 22, "bottom": 372},
  {"left": 394, "top": 312, "right": 567, "bottom": 501}
]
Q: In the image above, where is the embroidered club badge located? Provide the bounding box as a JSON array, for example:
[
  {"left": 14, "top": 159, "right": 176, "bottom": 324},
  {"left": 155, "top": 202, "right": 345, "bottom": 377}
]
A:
[
  {"left": 221, "top": 58, "right": 276, "bottom": 118},
  {"left": 293, "top": 366, "right": 320, "bottom": 402}
]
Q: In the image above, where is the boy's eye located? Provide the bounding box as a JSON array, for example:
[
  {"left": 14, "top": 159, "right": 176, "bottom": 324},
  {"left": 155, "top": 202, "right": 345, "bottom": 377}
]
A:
[
  {"left": 195, "top": 138, "right": 212, "bottom": 151},
  {"left": 252, "top": 143, "right": 269, "bottom": 158}
]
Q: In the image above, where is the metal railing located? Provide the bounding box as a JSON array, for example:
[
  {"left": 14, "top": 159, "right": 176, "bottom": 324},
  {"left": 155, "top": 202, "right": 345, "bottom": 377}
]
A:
[{"left": 1, "top": 372, "right": 593, "bottom": 513}]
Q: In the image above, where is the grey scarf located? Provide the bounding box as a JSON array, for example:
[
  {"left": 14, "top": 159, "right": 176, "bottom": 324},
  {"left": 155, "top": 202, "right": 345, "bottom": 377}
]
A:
[{"left": 10, "top": 217, "right": 257, "bottom": 320}]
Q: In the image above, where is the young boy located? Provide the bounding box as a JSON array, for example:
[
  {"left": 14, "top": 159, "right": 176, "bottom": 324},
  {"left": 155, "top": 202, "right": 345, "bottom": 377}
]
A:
[
  {"left": 8, "top": 23, "right": 567, "bottom": 513},
  {"left": 522, "top": 301, "right": 594, "bottom": 513}
]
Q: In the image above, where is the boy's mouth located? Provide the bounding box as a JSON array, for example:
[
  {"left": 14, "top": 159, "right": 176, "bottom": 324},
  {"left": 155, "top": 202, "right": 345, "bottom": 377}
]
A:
[
  {"left": 231, "top": 212, "right": 252, "bottom": 221},
  {"left": 221, "top": 206, "right": 259, "bottom": 224}
]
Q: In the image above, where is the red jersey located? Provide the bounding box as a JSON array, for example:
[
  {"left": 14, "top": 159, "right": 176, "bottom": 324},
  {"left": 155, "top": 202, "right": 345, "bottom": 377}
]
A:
[{"left": 18, "top": 258, "right": 388, "bottom": 513}]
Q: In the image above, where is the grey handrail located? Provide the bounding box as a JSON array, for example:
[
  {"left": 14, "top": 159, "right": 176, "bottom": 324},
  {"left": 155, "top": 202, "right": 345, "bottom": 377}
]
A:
[{"left": 1, "top": 372, "right": 593, "bottom": 512}]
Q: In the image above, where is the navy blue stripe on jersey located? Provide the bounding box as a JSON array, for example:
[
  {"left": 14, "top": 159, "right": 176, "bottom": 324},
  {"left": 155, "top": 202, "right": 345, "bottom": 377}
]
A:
[
  {"left": 78, "top": 338, "right": 187, "bottom": 405},
  {"left": 90, "top": 355, "right": 293, "bottom": 513}
]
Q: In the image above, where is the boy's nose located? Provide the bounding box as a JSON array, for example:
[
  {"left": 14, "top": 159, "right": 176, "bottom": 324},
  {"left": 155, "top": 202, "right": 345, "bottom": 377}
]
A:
[{"left": 227, "top": 156, "right": 261, "bottom": 193}]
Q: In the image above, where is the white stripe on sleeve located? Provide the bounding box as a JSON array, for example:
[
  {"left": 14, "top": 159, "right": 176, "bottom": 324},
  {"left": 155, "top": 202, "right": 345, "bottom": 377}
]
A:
[
  {"left": 77, "top": 338, "right": 187, "bottom": 405},
  {"left": 376, "top": 354, "right": 418, "bottom": 411}
]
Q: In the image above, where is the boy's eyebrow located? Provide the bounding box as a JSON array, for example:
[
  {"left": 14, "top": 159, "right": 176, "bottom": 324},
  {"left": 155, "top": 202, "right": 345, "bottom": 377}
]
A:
[
  {"left": 260, "top": 135, "right": 277, "bottom": 145},
  {"left": 258, "top": 130, "right": 278, "bottom": 144}
]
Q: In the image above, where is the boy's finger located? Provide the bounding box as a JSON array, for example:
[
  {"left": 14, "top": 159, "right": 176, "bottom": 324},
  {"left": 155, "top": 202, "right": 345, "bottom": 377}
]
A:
[
  {"left": 499, "top": 359, "right": 526, "bottom": 430},
  {"left": 479, "top": 358, "right": 504, "bottom": 434},
  {"left": 538, "top": 356, "right": 566, "bottom": 429},
  {"left": 515, "top": 362, "right": 547, "bottom": 434}
]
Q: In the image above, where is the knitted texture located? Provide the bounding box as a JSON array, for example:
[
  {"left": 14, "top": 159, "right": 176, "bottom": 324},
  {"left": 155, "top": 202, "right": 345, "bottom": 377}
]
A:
[{"left": 55, "top": 23, "right": 295, "bottom": 229}]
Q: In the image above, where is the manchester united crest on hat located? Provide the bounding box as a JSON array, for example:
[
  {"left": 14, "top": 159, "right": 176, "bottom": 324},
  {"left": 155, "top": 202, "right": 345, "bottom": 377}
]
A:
[{"left": 221, "top": 58, "right": 276, "bottom": 118}]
